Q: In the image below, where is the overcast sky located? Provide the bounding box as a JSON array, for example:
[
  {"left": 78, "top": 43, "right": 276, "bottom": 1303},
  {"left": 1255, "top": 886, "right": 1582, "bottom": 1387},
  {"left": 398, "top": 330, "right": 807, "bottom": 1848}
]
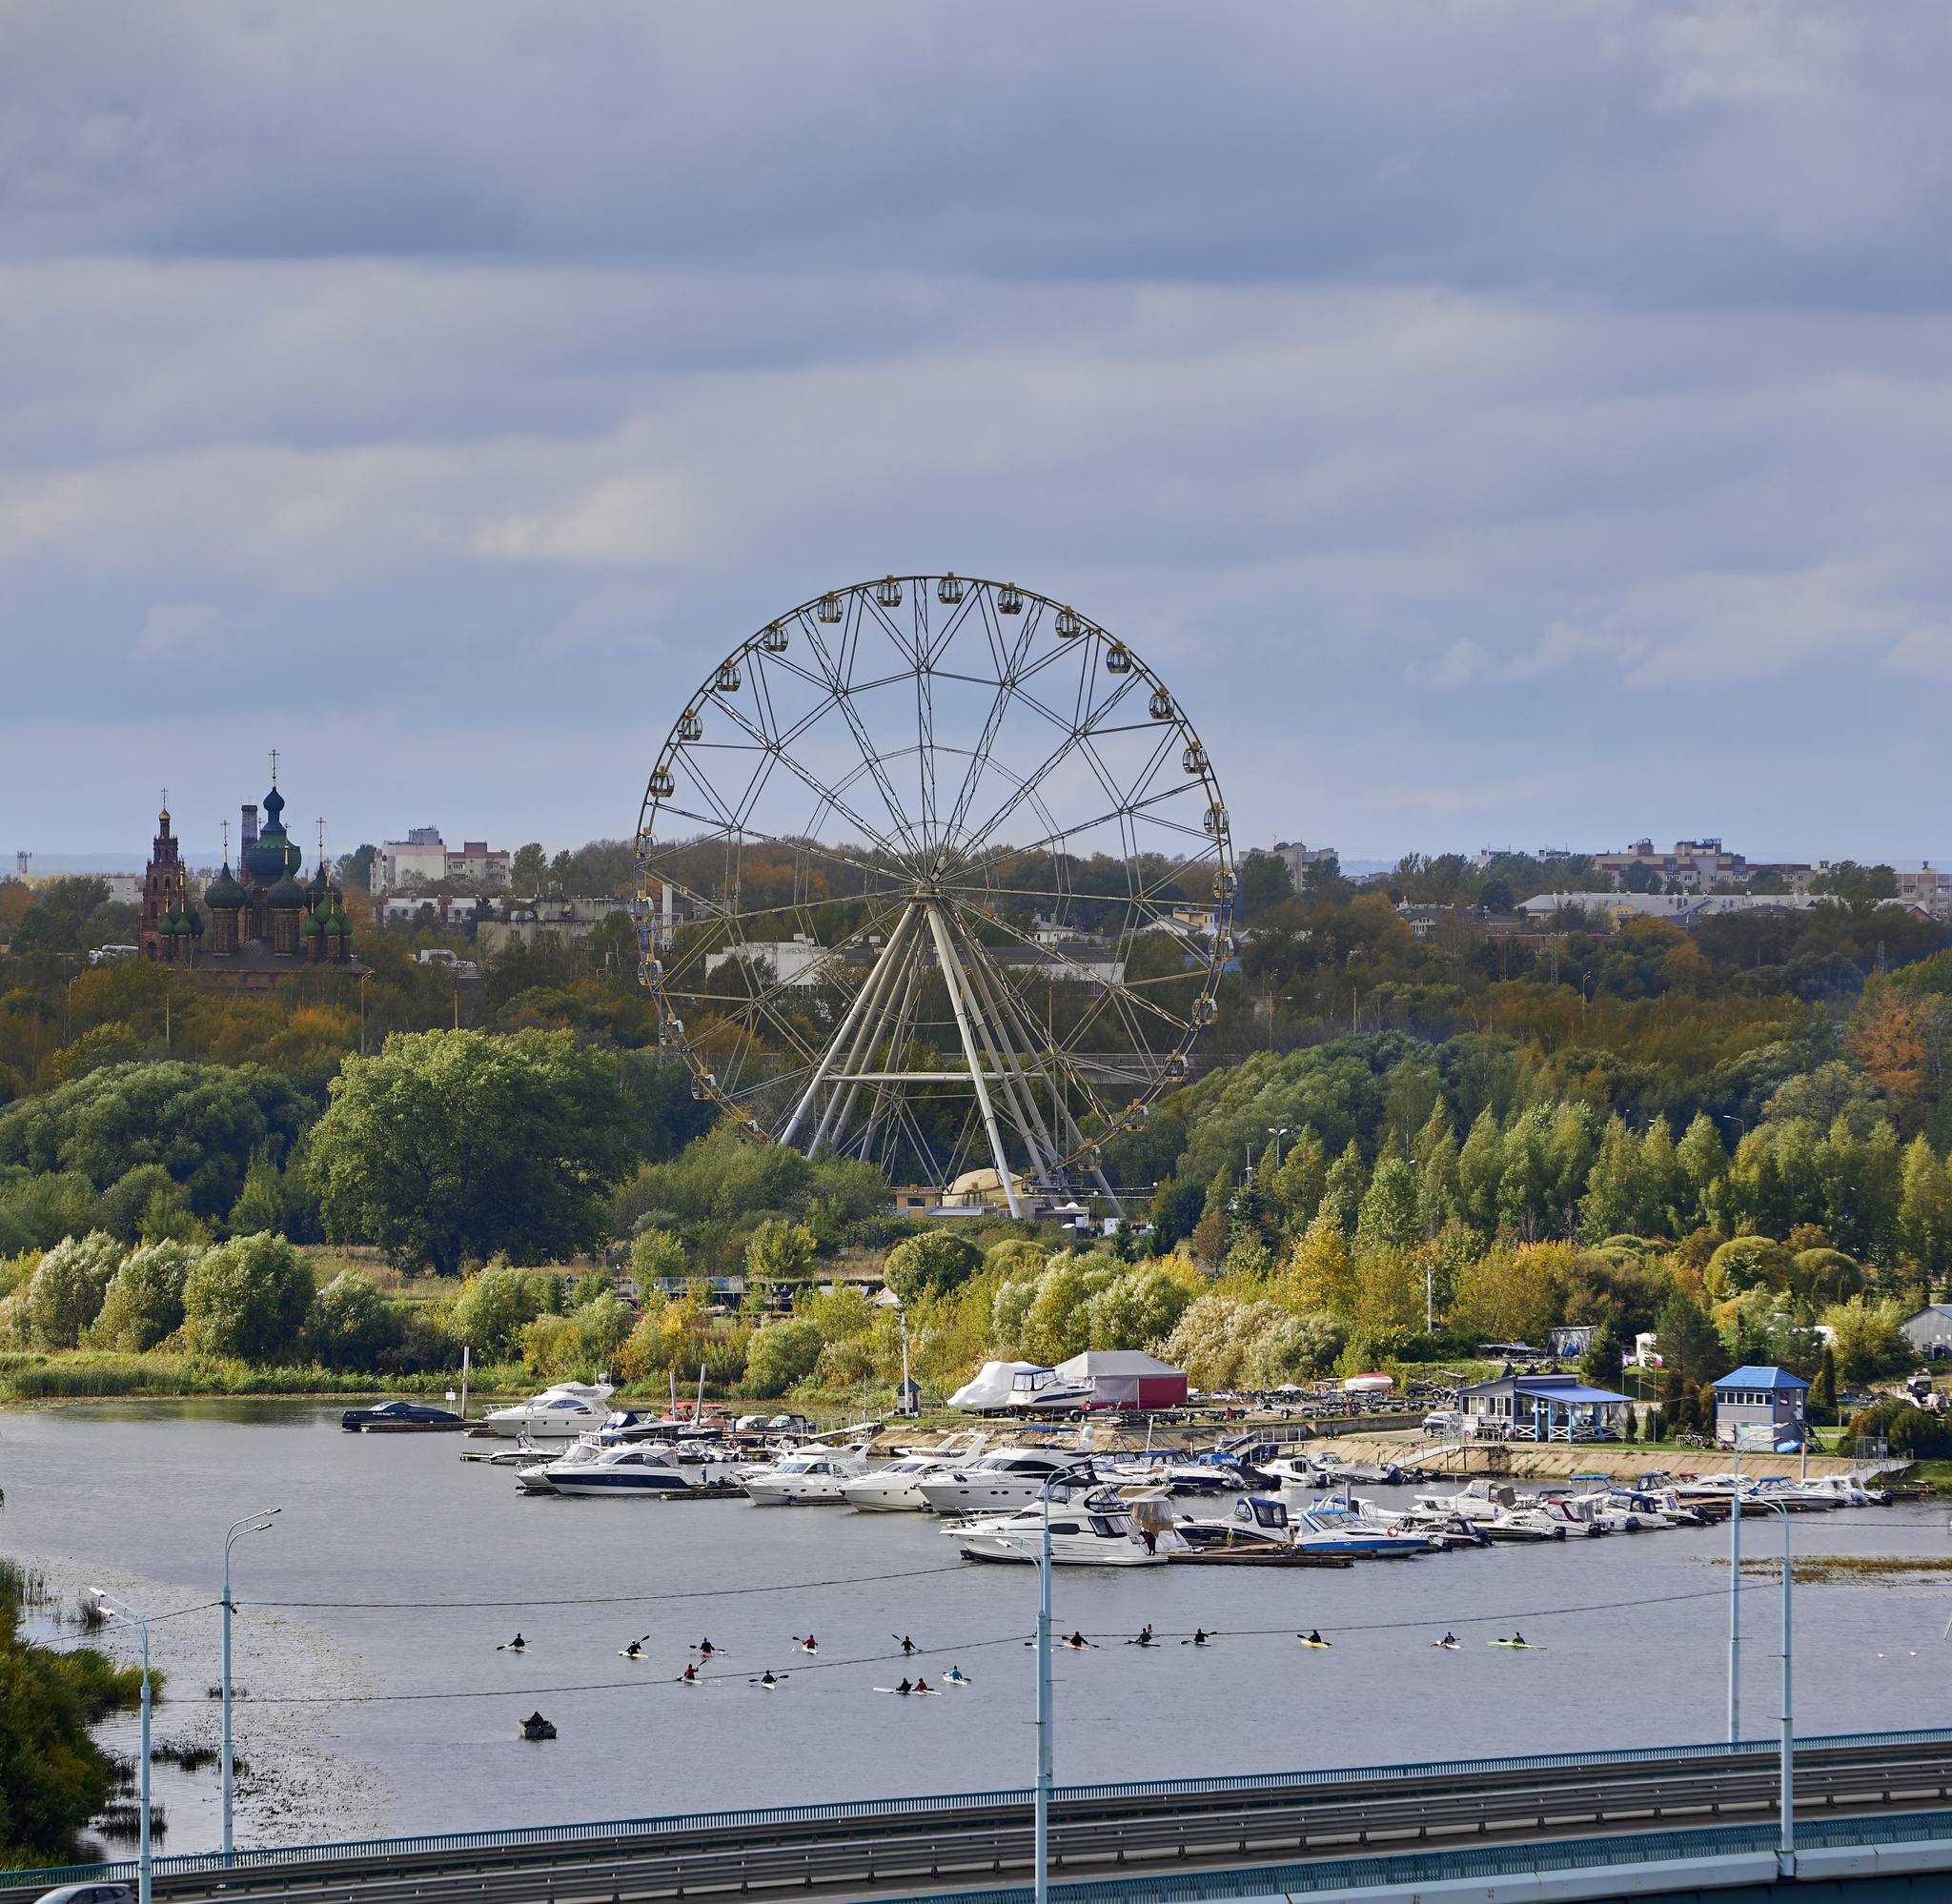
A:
[{"left": 4, "top": 2, "right": 1948, "bottom": 870}]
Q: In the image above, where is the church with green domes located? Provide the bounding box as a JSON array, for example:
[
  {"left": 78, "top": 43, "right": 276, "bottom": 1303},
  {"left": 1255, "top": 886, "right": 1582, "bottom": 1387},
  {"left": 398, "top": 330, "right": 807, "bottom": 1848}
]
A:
[{"left": 140, "top": 773, "right": 357, "bottom": 984}]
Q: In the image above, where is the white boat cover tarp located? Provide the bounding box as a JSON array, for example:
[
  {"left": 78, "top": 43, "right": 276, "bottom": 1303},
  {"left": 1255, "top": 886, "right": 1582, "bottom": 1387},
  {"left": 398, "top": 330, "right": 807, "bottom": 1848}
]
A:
[{"left": 947, "top": 1360, "right": 1047, "bottom": 1410}]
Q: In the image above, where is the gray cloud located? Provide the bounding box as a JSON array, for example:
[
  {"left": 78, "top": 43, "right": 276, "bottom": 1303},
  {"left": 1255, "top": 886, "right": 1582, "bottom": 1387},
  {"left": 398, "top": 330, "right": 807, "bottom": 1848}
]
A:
[{"left": 2, "top": 2, "right": 1949, "bottom": 869}]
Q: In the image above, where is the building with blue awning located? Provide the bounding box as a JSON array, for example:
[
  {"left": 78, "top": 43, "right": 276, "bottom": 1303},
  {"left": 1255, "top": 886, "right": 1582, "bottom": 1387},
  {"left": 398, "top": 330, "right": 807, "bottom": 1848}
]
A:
[{"left": 1458, "top": 1370, "right": 1633, "bottom": 1442}]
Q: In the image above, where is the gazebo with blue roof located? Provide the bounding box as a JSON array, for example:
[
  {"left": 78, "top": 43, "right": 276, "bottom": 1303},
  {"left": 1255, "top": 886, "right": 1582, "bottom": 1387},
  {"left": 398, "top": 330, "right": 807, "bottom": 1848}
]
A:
[
  {"left": 1457, "top": 1370, "right": 1632, "bottom": 1443},
  {"left": 1712, "top": 1365, "right": 1809, "bottom": 1451}
]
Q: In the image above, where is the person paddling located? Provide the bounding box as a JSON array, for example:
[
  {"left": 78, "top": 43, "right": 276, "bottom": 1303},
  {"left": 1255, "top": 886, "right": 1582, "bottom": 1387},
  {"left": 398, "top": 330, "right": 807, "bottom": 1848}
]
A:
[
  {"left": 498, "top": 1632, "right": 527, "bottom": 1652},
  {"left": 680, "top": 1663, "right": 698, "bottom": 1682},
  {"left": 896, "top": 1677, "right": 912, "bottom": 1694}
]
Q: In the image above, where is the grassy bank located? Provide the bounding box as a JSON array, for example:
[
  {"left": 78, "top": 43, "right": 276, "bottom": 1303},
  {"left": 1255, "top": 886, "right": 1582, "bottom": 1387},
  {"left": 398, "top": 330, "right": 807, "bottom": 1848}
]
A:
[{"left": 0, "top": 1351, "right": 533, "bottom": 1402}]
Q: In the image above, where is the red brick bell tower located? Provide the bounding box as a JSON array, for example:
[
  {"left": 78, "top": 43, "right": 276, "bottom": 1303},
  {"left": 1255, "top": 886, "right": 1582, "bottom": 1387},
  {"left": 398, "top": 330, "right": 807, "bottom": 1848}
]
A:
[{"left": 138, "top": 795, "right": 185, "bottom": 961}]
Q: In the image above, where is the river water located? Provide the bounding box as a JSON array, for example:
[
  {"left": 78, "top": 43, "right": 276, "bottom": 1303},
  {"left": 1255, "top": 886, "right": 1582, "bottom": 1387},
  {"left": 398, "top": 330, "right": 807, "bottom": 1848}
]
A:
[{"left": 4, "top": 1402, "right": 1948, "bottom": 1854}]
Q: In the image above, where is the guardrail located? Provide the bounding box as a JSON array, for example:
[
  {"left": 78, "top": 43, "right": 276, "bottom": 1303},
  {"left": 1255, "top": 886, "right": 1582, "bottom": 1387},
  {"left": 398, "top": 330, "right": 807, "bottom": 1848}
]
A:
[{"left": 11, "top": 1728, "right": 1951, "bottom": 1903}]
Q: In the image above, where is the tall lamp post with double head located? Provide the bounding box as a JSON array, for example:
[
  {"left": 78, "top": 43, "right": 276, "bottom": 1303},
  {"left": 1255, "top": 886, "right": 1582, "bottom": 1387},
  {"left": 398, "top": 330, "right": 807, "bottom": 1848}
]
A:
[
  {"left": 223, "top": 1507, "right": 282, "bottom": 1858},
  {"left": 1033, "top": 1469, "right": 1064, "bottom": 1904},
  {"left": 90, "top": 1590, "right": 152, "bottom": 1904}
]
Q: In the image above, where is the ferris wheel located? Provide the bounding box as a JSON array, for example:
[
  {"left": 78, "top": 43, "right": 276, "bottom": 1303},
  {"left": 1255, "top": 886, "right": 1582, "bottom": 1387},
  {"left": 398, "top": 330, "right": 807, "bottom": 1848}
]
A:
[{"left": 633, "top": 574, "right": 1233, "bottom": 1216}]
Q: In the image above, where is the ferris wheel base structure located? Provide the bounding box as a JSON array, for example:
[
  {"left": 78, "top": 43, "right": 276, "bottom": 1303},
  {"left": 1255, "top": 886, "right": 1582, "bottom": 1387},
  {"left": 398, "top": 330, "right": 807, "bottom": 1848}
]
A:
[{"left": 633, "top": 573, "right": 1235, "bottom": 1218}]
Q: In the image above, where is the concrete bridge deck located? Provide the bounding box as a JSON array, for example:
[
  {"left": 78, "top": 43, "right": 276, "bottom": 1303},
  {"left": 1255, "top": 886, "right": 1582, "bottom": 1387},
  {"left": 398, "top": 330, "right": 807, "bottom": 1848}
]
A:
[{"left": 8, "top": 1729, "right": 1951, "bottom": 1904}]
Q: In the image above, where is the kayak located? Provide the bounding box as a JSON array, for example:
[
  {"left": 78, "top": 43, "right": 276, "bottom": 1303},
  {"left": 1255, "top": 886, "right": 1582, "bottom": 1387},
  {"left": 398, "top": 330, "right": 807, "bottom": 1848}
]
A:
[
  {"left": 873, "top": 1687, "right": 943, "bottom": 1695},
  {"left": 1489, "top": 1640, "right": 1547, "bottom": 1651},
  {"left": 1433, "top": 1639, "right": 1459, "bottom": 1651},
  {"left": 1297, "top": 1637, "right": 1332, "bottom": 1649}
]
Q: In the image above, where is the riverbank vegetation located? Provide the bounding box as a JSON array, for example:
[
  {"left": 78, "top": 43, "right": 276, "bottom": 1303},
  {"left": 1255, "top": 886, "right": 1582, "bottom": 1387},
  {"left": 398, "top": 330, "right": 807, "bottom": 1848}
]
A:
[
  {"left": 0, "top": 1558, "right": 149, "bottom": 1867},
  {"left": 3, "top": 861, "right": 1952, "bottom": 1405}
]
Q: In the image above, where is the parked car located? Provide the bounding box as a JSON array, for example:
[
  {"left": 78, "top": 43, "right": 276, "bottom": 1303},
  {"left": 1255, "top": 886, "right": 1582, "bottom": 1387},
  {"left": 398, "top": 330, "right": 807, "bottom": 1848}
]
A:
[
  {"left": 1422, "top": 1409, "right": 1463, "bottom": 1437},
  {"left": 340, "top": 1400, "right": 463, "bottom": 1432},
  {"left": 37, "top": 1887, "right": 135, "bottom": 1904}
]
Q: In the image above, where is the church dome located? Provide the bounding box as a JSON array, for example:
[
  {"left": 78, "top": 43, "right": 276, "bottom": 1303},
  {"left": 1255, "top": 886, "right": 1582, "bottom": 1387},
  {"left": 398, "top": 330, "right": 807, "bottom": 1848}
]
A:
[
  {"left": 204, "top": 863, "right": 246, "bottom": 911},
  {"left": 300, "top": 906, "right": 323, "bottom": 937},
  {"left": 324, "top": 902, "right": 352, "bottom": 937},
  {"left": 182, "top": 902, "right": 203, "bottom": 938},
  {"left": 268, "top": 872, "right": 306, "bottom": 910}
]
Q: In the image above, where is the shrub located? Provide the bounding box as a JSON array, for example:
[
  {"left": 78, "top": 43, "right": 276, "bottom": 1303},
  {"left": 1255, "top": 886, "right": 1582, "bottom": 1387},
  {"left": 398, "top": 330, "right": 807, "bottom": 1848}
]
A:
[
  {"left": 449, "top": 1266, "right": 549, "bottom": 1361},
  {"left": 306, "top": 1270, "right": 404, "bottom": 1368},
  {"left": 1788, "top": 1248, "right": 1862, "bottom": 1306},
  {"left": 182, "top": 1232, "right": 315, "bottom": 1362},
  {"left": 0, "top": 1172, "right": 102, "bottom": 1251},
  {"left": 884, "top": 1230, "right": 984, "bottom": 1303},
  {"left": 95, "top": 1165, "right": 181, "bottom": 1242},
  {"left": 743, "top": 1318, "right": 823, "bottom": 1397},
  {"left": 90, "top": 1239, "right": 198, "bottom": 1351},
  {"left": 1821, "top": 1295, "right": 1914, "bottom": 1386},
  {"left": 1705, "top": 1236, "right": 1791, "bottom": 1297},
  {"left": 1085, "top": 1265, "right": 1197, "bottom": 1351},
  {"left": 18, "top": 1232, "right": 125, "bottom": 1347},
  {"left": 1243, "top": 1309, "right": 1346, "bottom": 1386}
]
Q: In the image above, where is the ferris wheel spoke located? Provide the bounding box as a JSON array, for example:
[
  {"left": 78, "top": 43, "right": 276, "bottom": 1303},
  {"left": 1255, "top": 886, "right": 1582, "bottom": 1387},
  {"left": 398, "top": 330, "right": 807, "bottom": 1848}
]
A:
[
  {"left": 945, "top": 780, "right": 1217, "bottom": 896},
  {"left": 794, "top": 611, "right": 929, "bottom": 860}
]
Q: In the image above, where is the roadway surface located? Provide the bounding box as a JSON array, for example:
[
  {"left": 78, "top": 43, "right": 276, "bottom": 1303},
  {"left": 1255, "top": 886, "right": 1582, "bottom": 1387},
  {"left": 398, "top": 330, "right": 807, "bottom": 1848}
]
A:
[{"left": 14, "top": 1730, "right": 1952, "bottom": 1904}]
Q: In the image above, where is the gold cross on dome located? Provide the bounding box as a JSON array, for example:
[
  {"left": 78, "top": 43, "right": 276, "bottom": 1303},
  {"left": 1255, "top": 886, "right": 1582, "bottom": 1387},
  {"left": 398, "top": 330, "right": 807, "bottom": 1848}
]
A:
[{"left": 269, "top": 748, "right": 279, "bottom": 786}]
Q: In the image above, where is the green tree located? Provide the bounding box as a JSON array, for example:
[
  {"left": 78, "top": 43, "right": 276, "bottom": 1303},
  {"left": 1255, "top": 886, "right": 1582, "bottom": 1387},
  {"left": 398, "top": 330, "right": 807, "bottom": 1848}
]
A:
[
  {"left": 1086, "top": 1264, "right": 1194, "bottom": 1350},
  {"left": 1355, "top": 1157, "right": 1421, "bottom": 1249},
  {"left": 228, "top": 1144, "right": 287, "bottom": 1237},
  {"left": 1413, "top": 1106, "right": 1461, "bottom": 1232},
  {"left": 0, "top": 1062, "right": 312, "bottom": 1221},
  {"left": 629, "top": 1228, "right": 688, "bottom": 1282},
  {"left": 1235, "top": 852, "right": 1296, "bottom": 918},
  {"left": 1579, "top": 1316, "right": 1625, "bottom": 1388},
  {"left": 744, "top": 1218, "right": 820, "bottom": 1286},
  {"left": 744, "top": 1317, "right": 823, "bottom": 1397},
  {"left": 1653, "top": 1291, "right": 1727, "bottom": 1388},
  {"left": 1899, "top": 1133, "right": 1952, "bottom": 1296},
  {"left": 884, "top": 1229, "right": 983, "bottom": 1303},
  {"left": 510, "top": 842, "right": 548, "bottom": 892},
  {"left": 8, "top": 877, "right": 110, "bottom": 954},
  {"left": 182, "top": 1231, "right": 315, "bottom": 1361},
  {"left": 309, "top": 1029, "right": 638, "bottom": 1275},
  {"left": 1821, "top": 1295, "right": 1912, "bottom": 1386},
  {"left": 1020, "top": 1254, "right": 1093, "bottom": 1365},
  {"left": 449, "top": 1266, "right": 549, "bottom": 1360},
  {"left": 15, "top": 1232, "right": 123, "bottom": 1347},
  {"left": 1321, "top": 1140, "right": 1369, "bottom": 1232},
  {"left": 90, "top": 1238, "right": 197, "bottom": 1350},
  {"left": 1673, "top": 1113, "right": 1726, "bottom": 1233},
  {"left": 1457, "top": 1107, "right": 1504, "bottom": 1234},
  {"left": 305, "top": 1270, "right": 404, "bottom": 1367}
]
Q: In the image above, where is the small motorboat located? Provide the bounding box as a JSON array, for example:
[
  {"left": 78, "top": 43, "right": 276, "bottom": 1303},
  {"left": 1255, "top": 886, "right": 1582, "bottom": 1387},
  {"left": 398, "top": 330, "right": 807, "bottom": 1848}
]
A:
[
  {"left": 1290, "top": 1503, "right": 1429, "bottom": 1558},
  {"left": 480, "top": 1382, "right": 615, "bottom": 1440},
  {"left": 1174, "top": 1494, "right": 1297, "bottom": 1551},
  {"left": 1005, "top": 1368, "right": 1097, "bottom": 1416}
]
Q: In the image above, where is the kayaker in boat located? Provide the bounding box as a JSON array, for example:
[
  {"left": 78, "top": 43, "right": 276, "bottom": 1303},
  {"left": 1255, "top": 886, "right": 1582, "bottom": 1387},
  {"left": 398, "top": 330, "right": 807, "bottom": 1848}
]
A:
[
  {"left": 1190, "top": 1628, "right": 1210, "bottom": 1646},
  {"left": 697, "top": 1637, "right": 717, "bottom": 1655},
  {"left": 1439, "top": 1632, "right": 1458, "bottom": 1648},
  {"left": 895, "top": 1677, "right": 912, "bottom": 1694},
  {"left": 759, "top": 1670, "right": 778, "bottom": 1687},
  {"left": 1511, "top": 1631, "right": 1525, "bottom": 1647},
  {"left": 898, "top": 1635, "right": 917, "bottom": 1654},
  {"left": 499, "top": 1632, "right": 527, "bottom": 1651},
  {"left": 1066, "top": 1631, "right": 1088, "bottom": 1650},
  {"left": 912, "top": 1676, "right": 930, "bottom": 1692},
  {"left": 1305, "top": 1629, "right": 1330, "bottom": 1647},
  {"left": 681, "top": 1663, "right": 698, "bottom": 1682},
  {"left": 1130, "top": 1624, "right": 1155, "bottom": 1647},
  {"left": 623, "top": 1636, "right": 646, "bottom": 1658}
]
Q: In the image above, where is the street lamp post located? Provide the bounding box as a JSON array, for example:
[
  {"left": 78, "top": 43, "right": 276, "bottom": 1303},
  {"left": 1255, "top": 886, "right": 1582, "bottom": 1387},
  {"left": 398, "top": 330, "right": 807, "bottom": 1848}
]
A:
[
  {"left": 91, "top": 1590, "right": 152, "bottom": 1904},
  {"left": 1265, "top": 1126, "right": 1290, "bottom": 1173},
  {"left": 1034, "top": 1472, "right": 1057, "bottom": 1904},
  {"left": 223, "top": 1508, "right": 281, "bottom": 1858}
]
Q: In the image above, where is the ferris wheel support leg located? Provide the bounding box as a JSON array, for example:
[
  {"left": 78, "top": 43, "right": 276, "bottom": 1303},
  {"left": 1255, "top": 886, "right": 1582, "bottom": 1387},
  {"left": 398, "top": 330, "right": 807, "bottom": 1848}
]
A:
[
  {"left": 952, "top": 922, "right": 1065, "bottom": 1188},
  {"left": 781, "top": 904, "right": 918, "bottom": 1150},
  {"left": 925, "top": 904, "right": 1025, "bottom": 1219},
  {"left": 841, "top": 941, "right": 925, "bottom": 1157},
  {"left": 814, "top": 923, "right": 923, "bottom": 1156},
  {"left": 966, "top": 945, "right": 1100, "bottom": 1190}
]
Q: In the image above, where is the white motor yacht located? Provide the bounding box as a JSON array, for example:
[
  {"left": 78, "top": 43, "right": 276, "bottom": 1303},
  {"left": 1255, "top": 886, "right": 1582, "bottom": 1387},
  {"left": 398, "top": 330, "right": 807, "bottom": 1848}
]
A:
[
  {"left": 918, "top": 1447, "right": 1099, "bottom": 1514},
  {"left": 949, "top": 1493, "right": 1176, "bottom": 1565},
  {"left": 479, "top": 1381, "right": 616, "bottom": 1439},
  {"left": 841, "top": 1454, "right": 958, "bottom": 1511},
  {"left": 743, "top": 1448, "right": 873, "bottom": 1506},
  {"left": 518, "top": 1443, "right": 731, "bottom": 1497}
]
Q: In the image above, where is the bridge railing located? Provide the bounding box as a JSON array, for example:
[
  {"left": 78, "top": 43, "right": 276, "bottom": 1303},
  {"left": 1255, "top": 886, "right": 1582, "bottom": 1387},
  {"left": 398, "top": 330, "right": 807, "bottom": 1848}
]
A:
[{"left": 14, "top": 1723, "right": 1952, "bottom": 1891}]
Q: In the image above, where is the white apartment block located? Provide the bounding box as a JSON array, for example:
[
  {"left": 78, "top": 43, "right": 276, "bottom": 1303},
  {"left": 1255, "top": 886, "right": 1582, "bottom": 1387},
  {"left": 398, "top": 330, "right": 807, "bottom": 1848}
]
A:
[{"left": 373, "top": 828, "right": 511, "bottom": 894}]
